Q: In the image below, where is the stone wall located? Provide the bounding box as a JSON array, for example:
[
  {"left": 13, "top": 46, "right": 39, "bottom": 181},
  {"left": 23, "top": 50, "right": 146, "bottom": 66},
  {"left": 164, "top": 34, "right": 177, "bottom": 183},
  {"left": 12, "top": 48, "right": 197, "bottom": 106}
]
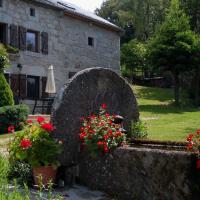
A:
[
  {"left": 0, "top": 0, "right": 120, "bottom": 109},
  {"left": 79, "top": 146, "right": 200, "bottom": 200}
]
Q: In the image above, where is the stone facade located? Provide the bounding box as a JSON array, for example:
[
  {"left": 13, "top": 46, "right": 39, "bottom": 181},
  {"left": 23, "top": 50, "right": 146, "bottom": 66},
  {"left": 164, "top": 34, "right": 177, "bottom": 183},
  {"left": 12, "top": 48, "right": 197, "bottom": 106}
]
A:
[
  {"left": 0, "top": 0, "right": 121, "bottom": 111},
  {"left": 79, "top": 146, "right": 200, "bottom": 200}
]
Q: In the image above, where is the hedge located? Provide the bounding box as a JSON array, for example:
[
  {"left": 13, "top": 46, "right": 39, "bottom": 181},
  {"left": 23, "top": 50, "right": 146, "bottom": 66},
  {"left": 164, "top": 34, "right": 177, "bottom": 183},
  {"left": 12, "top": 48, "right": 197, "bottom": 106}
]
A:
[
  {"left": 0, "top": 73, "right": 14, "bottom": 107},
  {"left": 0, "top": 104, "right": 29, "bottom": 134}
]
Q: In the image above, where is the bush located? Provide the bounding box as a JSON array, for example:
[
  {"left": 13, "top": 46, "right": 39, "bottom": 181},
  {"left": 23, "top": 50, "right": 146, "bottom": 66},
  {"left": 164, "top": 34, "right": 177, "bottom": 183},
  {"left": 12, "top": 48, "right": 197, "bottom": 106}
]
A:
[
  {"left": 0, "top": 104, "right": 29, "bottom": 134},
  {"left": 0, "top": 73, "right": 14, "bottom": 107},
  {"left": 8, "top": 161, "right": 32, "bottom": 185},
  {"left": 128, "top": 120, "right": 148, "bottom": 139},
  {"left": 0, "top": 43, "right": 9, "bottom": 72}
]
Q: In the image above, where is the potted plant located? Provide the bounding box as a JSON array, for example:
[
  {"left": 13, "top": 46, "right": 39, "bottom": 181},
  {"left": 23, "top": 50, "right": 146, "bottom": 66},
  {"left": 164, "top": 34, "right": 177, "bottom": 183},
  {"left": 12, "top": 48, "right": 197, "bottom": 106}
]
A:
[
  {"left": 79, "top": 104, "right": 126, "bottom": 157},
  {"left": 9, "top": 117, "right": 63, "bottom": 187}
]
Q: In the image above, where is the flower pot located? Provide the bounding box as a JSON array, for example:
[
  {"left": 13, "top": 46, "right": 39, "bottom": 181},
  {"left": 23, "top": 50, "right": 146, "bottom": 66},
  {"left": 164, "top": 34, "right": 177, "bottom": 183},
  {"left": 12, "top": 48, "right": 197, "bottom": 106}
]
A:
[{"left": 33, "top": 166, "right": 57, "bottom": 187}]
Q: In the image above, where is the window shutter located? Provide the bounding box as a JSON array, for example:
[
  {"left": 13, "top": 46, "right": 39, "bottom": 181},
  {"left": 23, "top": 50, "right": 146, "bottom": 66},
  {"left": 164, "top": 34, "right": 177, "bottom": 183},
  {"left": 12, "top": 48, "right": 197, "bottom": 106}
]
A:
[
  {"left": 42, "top": 76, "right": 48, "bottom": 98},
  {"left": 10, "top": 24, "right": 18, "bottom": 48},
  {"left": 19, "top": 26, "right": 26, "bottom": 50},
  {"left": 41, "top": 32, "right": 48, "bottom": 54},
  {"left": 20, "top": 74, "right": 27, "bottom": 99},
  {"left": 11, "top": 74, "right": 19, "bottom": 95}
]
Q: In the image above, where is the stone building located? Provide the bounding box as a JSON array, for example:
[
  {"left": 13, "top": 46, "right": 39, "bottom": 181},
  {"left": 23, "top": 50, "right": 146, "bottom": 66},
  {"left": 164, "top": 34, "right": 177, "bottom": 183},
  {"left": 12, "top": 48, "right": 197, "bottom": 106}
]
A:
[{"left": 0, "top": 0, "right": 121, "bottom": 110}]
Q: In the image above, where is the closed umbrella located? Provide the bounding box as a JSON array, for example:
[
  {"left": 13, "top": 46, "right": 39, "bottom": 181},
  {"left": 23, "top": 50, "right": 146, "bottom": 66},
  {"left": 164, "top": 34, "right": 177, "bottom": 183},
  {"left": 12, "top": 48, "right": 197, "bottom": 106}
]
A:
[{"left": 45, "top": 65, "right": 56, "bottom": 94}]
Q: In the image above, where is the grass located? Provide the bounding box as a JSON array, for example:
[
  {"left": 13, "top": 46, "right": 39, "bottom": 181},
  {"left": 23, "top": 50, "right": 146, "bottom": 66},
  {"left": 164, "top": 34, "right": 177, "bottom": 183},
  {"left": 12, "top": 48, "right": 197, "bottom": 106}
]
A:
[{"left": 133, "top": 85, "right": 200, "bottom": 141}]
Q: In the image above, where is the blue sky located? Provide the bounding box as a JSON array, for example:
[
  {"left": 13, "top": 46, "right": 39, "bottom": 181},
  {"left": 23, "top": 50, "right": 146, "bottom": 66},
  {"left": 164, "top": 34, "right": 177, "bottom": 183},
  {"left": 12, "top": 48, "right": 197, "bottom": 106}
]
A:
[{"left": 68, "top": 0, "right": 104, "bottom": 12}]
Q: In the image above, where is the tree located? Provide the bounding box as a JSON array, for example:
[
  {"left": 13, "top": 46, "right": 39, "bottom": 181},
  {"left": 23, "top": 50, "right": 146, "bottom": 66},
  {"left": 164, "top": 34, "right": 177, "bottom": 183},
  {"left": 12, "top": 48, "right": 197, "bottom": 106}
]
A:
[
  {"left": 121, "top": 39, "right": 147, "bottom": 80},
  {"left": 0, "top": 44, "right": 14, "bottom": 107},
  {"left": 96, "top": 0, "right": 170, "bottom": 43},
  {"left": 147, "top": 0, "right": 198, "bottom": 105}
]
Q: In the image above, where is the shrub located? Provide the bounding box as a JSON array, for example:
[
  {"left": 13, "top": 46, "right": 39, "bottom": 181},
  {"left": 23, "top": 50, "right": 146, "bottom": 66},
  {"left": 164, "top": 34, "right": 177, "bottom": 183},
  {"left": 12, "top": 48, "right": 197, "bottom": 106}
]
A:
[
  {"left": 79, "top": 104, "right": 126, "bottom": 157},
  {"left": 0, "top": 43, "right": 9, "bottom": 72},
  {"left": 8, "top": 161, "right": 32, "bottom": 185},
  {"left": 0, "top": 104, "right": 29, "bottom": 134},
  {"left": 0, "top": 73, "right": 14, "bottom": 107},
  {"left": 128, "top": 120, "right": 148, "bottom": 139}
]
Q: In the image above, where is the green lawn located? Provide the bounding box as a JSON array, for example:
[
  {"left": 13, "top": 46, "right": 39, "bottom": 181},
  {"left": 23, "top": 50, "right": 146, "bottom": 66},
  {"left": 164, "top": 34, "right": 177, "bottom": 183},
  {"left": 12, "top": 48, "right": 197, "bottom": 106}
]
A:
[{"left": 133, "top": 85, "right": 200, "bottom": 141}]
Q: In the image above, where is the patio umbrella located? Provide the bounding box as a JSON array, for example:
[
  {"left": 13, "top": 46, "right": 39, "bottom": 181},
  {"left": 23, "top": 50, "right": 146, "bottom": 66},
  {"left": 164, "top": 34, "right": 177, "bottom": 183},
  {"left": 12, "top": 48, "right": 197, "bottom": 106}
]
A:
[{"left": 45, "top": 65, "right": 56, "bottom": 94}]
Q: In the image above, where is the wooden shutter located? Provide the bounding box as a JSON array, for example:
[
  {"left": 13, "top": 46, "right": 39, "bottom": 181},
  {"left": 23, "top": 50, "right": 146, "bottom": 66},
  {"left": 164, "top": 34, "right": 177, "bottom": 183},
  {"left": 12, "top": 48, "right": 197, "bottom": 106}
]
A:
[
  {"left": 10, "top": 24, "right": 18, "bottom": 48},
  {"left": 11, "top": 74, "right": 19, "bottom": 95},
  {"left": 42, "top": 76, "right": 48, "bottom": 98},
  {"left": 41, "top": 32, "right": 48, "bottom": 54},
  {"left": 19, "top": 26, "right": 26, "bottom": 50},
  {"left": 20, "top": 74, "right": 26, "bottom": 99}
]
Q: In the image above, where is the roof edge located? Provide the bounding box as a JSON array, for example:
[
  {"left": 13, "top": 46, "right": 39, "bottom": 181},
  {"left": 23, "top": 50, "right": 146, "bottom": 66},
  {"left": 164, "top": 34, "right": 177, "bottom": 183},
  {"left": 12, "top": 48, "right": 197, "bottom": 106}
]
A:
[{"left": 25, "top": 0, "right": 123, "bottom": 33}]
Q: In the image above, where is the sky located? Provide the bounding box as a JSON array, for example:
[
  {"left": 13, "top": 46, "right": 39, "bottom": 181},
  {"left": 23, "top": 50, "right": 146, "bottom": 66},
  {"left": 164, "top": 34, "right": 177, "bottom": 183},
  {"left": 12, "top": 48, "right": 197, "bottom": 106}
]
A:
[{"left": 67, "top": 0, "right": 104, "bottom": 12}]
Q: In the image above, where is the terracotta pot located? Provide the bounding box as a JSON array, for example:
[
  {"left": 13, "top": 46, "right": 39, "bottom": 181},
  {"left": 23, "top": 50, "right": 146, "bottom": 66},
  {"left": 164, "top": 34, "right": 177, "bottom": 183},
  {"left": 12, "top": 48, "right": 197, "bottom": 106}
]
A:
[{"left": 33, "top": 166, "right": 57, "bottom": 187}]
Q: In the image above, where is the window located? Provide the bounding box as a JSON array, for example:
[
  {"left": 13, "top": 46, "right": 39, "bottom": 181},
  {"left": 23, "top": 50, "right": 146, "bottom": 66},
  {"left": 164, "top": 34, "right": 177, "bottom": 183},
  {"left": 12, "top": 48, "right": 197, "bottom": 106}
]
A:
[
  {"left": 88, "top": 37, "right": 94, "bottom": 47},
  {"left": 27, "top": 76, "right": 39, "bottom": 99},
  {"left": 0, "top": 0, "right": 2, "bottom": 7},
  {"left": 0, "top": 23, "right": 7, "bottom": 44},
  {"left": 30, "top": 8, "right": 35, "bottom": 17},
  {"left": 26, "top": 30, "right": 38, "bottom": 52}
]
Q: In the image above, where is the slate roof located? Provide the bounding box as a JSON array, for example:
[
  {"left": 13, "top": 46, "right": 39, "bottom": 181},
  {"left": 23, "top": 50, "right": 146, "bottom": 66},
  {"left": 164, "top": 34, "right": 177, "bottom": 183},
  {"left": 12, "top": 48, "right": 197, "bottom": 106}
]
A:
[{"left": 33, "top": 0, "right": 122, "bottom": 32}]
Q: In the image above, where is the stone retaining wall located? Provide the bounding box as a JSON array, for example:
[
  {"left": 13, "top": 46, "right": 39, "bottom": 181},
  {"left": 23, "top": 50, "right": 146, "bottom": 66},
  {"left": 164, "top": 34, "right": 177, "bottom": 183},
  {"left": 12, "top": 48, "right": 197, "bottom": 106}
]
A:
[{"left": 79, "top": 146, "right": 200, "bottom": 200}]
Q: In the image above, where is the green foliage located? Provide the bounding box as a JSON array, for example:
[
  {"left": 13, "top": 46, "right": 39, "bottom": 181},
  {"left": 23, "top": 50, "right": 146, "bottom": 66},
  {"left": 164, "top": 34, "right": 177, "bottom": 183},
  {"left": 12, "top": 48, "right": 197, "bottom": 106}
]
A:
[
  {"left": 128, "top": 120, "right": 148, "bottom": 139},
  {"left": 0, "top": 44, "right": 9, "bottom": 72},
  {"left": 8, "top": 161, "right": 32, "bottom": 185},
  {"left": 0, "top": 73, "right": 14, "bottom": 107},
  {"left": 96, "top": 0, "right": 170, "bottom": 43},
  {"left": 9, "top": 118, "right": 62, "bottom": 168},
  {"left": 147, "top": 0, "right": 198, "bottom": 104},
  {"left": 0, "top": 104, "right": 29, "bottom": 134},
  {"left": 121, "top": 39, "right": 147, "bottom": 77},
  {"left": 5, "top": 45, "right": 20, "bottom": 54},
  {"left": 0, "top": 154, "right": 9, "bottom": 182}
]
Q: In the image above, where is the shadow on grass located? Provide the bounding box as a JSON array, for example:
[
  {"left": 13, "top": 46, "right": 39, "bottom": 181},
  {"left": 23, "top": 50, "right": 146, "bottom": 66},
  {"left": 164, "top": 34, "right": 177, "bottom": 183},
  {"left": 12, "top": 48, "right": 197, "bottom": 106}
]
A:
[
  {"left": 135, "top": 86, "right": 173, "bottom": 102},
  {"left": 139, "top": 104, "right": 198, "bottom": 114}
]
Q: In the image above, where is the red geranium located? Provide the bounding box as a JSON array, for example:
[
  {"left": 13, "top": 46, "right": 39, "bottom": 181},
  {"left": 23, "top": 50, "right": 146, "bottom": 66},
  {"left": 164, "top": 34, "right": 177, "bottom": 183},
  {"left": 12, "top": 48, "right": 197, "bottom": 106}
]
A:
[
  {"left": 20, "top": 139, "right": 32, "bottom": 149},
  {"left": 79, "top": 104, "right": 125, "bottom": 157},
  {"left": 8, "top": 125, "right": 15, "bottom": 133},
  {"left": 27, "top": 120, "right": 33, "bottom": 124},
  {"left": 101, "top": 103, "right": 107, "bottom": 109},
  {"left": 41, "top": 123, "right": 54, "bottom": 132},
  {"left": 196, "top": 159, "right": 200, "bottom": 169},
  {"left": 186, "top": 129, "right": 200, "bottom": 169},
  {"left": 37, "top": 116, "right": 45, "bottom": 124}
]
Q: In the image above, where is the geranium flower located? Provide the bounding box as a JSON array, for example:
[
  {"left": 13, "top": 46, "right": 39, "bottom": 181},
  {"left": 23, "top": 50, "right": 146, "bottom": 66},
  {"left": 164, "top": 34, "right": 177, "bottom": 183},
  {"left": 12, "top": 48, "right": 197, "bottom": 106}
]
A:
[
  {"left": 37, "top": 116, "right": 45, "bottom": 124},
  {"left": 41, "top": 123, "right": 54, "bottom": 132},
  {"left": 104, "top": 144, "right": 109, "bottom": 153},
  {"left": 196, "top": 159, "right": 200, "bottom": 169},
  {"left": 79, "top": 132, "right": 86, "bottom": 140},
  {"left": 27, "top": 120, "right": 33, "bottom": 124},
  {"left": 101, "top": 103, "right": 107, "bottom": 109},
  {"left": 8, "top": 125, "right": 15, "bottom": 133},
  {"left": 20, "top": 139, "right": 32, "bottom": 149}
]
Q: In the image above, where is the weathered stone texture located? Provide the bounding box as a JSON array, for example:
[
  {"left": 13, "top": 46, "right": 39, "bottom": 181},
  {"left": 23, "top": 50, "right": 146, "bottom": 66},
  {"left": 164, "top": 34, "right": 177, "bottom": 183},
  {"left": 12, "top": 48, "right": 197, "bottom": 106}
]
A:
[
  {"left": 51, "top": 68, "right": 139, "bottom": 166},
  {"left": 79, "top": 146, "right": 200, "bottom": 200},
  {"left": 0, "top": 0, "right": 120, "bottom": 93}
]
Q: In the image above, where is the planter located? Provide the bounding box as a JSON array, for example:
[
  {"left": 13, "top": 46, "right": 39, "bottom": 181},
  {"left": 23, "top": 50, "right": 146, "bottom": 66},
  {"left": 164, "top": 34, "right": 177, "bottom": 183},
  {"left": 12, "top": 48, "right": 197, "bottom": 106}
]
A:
[{"left": 33, "top": 166, "right": 57, "bottom": 187}]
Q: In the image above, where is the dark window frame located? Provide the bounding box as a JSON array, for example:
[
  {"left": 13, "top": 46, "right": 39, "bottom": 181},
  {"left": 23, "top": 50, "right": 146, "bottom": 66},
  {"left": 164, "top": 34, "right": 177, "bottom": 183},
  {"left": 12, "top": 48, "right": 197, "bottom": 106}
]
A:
[
  {"left": 0, "top": 0, "right": 3, "bottom": 7},
  {"left": 88, "top": 37, "right": 94, "bottom": 47},
  {"left": 0, "top": 22, "right": 8, "bottom": 45},
  {"left": 27, "top": 75, "right": 40, "bottom": 99},
  {"left": 26, "top": 30, "right": 39, "bottom": 52},
  {"left": 30, "top": 8, "right": 35, "bottom": 17}
]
